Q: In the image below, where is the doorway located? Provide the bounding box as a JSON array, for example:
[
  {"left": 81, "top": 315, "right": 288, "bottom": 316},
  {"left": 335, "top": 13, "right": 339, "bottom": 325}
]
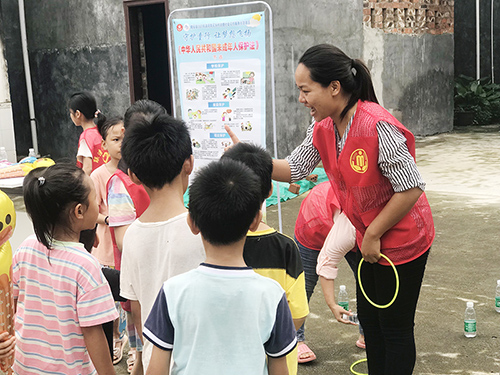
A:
[{"left": 124, "top": 0, "right": 171, "bottom": 113}]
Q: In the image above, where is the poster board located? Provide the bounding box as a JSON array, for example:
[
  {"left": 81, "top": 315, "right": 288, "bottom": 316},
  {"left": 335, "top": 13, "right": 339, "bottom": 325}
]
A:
[{"left": 168, "top": 2, "right": 282, "bottom": 230}]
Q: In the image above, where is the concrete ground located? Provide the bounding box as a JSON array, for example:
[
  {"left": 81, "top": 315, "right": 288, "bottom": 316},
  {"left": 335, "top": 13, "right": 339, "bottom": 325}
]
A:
[{"left": 4, "top": 124, "right": 500, "bottom": 374}]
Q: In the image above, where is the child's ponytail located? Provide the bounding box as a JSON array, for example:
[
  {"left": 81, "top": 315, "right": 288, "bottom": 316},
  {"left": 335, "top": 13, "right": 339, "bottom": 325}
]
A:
[
  {"left": 68, "top": 91, "right": 99, "bottom": 121},
  {"left": 94, "top": 110, "right": 107, "bottom": 131},
  {"left": 23, "top": 164, "right": 91, "bottom": 249}
]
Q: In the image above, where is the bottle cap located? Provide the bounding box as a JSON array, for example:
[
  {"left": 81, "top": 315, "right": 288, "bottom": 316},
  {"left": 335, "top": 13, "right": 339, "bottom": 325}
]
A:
[
  {"left": 467, "top": 301, "right": 474, "bottom": 308},
  {"left": 340, "top": 285, "right": 346, "bottom": 291}
]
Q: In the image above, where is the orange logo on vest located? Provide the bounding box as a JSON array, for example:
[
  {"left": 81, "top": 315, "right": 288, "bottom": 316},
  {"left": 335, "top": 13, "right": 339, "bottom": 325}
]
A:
[{"left": 350, "top": 149, "right": 368, "bottom": 173}]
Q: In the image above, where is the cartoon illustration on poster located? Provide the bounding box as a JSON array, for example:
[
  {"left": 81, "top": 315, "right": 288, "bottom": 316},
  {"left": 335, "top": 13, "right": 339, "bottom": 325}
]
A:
[{"left": 172, "top": 12, "right": 266, "bottom": 171}]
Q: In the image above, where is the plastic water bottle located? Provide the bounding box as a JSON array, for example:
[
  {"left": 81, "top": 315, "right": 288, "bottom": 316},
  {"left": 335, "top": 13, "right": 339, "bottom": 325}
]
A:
[
  {"left": 338, "top": 285, "right": 349, "bottom": 320},
  {"left": 464, "top": 301, "right": 476, "bottom": 338},
  {"left": 495, "top": 280, "right": 500, "bottom": 313},
  {"left": 0, "top": 147, "right": 7, "bottom": 162},
  {"left": 28, "top": 148, "right": 36, "bottom": 158}
]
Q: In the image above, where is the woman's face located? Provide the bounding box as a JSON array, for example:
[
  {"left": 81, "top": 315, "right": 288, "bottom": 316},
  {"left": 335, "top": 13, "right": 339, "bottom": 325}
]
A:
[{"left": 295, "top": 63, "right": 338, "bottom": 122}]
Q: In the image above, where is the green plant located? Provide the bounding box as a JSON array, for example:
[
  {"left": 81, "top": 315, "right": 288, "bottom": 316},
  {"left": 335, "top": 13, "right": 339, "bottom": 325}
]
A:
[{"left": 454, "top": 75, "right": 500, "bottom": 125}]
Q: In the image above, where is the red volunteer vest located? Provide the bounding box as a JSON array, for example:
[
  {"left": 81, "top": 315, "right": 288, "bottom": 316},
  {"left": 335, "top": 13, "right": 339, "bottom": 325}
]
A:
[
  {"left": 78, "top": 127, "right": 109, "bottom": 172},
  {"left": 106, "top": 169, "right": 150, "bottom": 271},
  {"left": 294, "top": 181, "right": 340, "bottom": 251},
  {"left": 313, "top": 100, "right": 434, "bottom": 265}
]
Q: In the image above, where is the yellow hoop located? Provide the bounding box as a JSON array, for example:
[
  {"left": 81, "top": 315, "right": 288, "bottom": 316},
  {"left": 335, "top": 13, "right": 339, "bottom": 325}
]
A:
[
  {"left": 350, "top": 358, "right": 368, "bottom": 375},
  {"left": 357, "top": 253, "right": 399, "bottom": 309}
]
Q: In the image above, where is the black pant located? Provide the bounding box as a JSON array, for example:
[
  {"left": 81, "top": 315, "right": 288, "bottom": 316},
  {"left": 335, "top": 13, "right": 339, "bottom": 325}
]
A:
[{"left": 356, "top": 249, "right": 430, "bottom": 375}]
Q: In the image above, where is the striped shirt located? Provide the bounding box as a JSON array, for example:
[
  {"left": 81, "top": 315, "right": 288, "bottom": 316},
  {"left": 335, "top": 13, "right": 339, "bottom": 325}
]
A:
[
  {"left": 107, "top": 174, "right": 136, "bottom": 227},
  {"left": 285, "top": 116, "right": 425, "bottom": 192},
  {"left": 12, "top": 236, "right": 118, "bottom": 375}
]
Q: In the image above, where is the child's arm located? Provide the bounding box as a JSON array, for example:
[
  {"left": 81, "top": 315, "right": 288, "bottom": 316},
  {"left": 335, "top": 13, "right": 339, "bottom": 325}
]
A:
[
  {"left": 113, "top": 224, "right": 130, "bottom": 252},
  {"left": 146, "top": 346, "right": 171, "bottom": 375},
  {"left": 0, "top": 332, "right": 15, "bottom": 359},
  {"left": 81, "top": 325, "right": 115, "bottom": 375},
  {"left": 267, "top": 356, "right": 288, "bottom": 375},
  {"left": 130, "top": 300, "right": 143, "bottom": 339},
  {"left": 82, "top": 157, "right": 92, "bottom": 176},
  {"left": 319, "top": 276, "right": 355, "bottom": 325}
]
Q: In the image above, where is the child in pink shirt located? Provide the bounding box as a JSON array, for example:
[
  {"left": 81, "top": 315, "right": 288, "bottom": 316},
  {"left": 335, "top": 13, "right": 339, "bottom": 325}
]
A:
[
  {"left": 90, "top": 117, "right": 125, "bottom": 267},
  {"left": 13, "top": 163, "right": 117, "bottom": 374}
]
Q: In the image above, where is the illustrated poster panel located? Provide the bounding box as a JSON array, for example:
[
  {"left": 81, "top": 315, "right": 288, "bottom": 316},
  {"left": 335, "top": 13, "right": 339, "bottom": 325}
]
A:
[{"left": 172, "top": 12, "right": 266, "bottom": 171}]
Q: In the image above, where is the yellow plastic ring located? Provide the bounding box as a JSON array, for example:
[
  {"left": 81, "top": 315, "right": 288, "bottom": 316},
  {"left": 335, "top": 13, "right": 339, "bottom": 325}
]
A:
[
  {"left": 350, "top": 358, "right": 368, "bottom": 375},
  {"left": 357, "top": 253, "right": 399, "bottom": 309}
]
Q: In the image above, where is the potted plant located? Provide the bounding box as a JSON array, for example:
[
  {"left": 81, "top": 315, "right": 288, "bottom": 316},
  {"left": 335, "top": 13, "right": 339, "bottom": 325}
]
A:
[{"left": 454, "top": 75, "right": 500, "bottom": 126}]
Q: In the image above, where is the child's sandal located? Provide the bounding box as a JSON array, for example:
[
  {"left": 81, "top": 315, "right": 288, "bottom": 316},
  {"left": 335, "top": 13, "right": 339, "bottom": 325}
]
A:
[
  {"left": 127, "top": 348, "right": 137, "bottom": 374},
  {"left": 113, "top": 335, "right": 128, "bottom": 365}
]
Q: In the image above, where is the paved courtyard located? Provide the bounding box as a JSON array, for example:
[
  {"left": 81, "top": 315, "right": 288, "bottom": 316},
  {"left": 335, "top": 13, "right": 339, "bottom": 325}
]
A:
[{"left": 5, "top": 125, "right": 500, "bottom": 374}]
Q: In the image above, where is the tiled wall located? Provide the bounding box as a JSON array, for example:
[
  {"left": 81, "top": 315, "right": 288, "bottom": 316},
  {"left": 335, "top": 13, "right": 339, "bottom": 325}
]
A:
[
  {"left": 363, "top": 0, "right": 454, "bottom": 35},
  {"left": 0, "top": 103, "right": 16, "bottom": 162}
]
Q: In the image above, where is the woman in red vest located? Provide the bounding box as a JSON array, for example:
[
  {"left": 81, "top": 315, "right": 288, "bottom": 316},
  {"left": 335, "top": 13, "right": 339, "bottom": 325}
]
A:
[{"left": 227, "top": 44, "right": 434, "bottom": 374}]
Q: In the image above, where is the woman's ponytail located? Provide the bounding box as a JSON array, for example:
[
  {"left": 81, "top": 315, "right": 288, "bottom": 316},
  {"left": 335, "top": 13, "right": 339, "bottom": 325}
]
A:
[{"left": 341, "top": 58, "right": 379, "bottom": 119}]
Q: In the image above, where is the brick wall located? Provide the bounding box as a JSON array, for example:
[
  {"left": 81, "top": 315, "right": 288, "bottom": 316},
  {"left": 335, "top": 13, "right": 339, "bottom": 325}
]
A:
[{"left": 363, "top": 0, "right": 454, "bottom": 35}]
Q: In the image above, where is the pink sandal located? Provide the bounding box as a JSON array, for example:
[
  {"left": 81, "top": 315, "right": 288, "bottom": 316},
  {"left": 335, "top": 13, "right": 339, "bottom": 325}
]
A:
[
  {"left": 356, "top": 339, "right": 366, "bottom": 349},
  {"left": 297, "top": 343, "right": 316, "bottom": 363}
]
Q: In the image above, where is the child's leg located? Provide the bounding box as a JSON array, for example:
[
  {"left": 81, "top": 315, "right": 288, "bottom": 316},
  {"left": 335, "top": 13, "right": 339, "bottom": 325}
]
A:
[
  {"left": 294, "top": 236, "right": 319, "bottom": 342},
  {"left": 113, "top": 303, "right": 128, "bottom": 365},
  {"left": 126, "top": 311, "right": 143, "bottom": 374},
  {"left": 102, "top": 320, "right": 114, "bottom": 358},
  {"left": 295, "top": 236, "right": 319, "bottom": 364}
]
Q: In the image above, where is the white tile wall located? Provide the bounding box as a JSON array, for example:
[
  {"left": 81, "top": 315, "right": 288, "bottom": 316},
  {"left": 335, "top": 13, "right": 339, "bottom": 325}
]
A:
[{"left": 0, "top": 103, "right": 17, "bottom": 162}]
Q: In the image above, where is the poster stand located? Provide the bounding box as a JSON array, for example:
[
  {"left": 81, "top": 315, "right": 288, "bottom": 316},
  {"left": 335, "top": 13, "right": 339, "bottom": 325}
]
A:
[{"left": 167, "top": 1, "right": 283, "bottom": 231}]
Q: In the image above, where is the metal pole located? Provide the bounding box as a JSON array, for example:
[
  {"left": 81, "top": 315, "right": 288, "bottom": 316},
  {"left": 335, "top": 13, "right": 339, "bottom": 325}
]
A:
[
  {"left": 491, "top": 0, "right": 495, "bottom": 83},
  {"left": 18, "top": 0, "right": 39, "bottom": 155},
  {"left": 477, "top": 0, "right": 481, "bottom": 80}
]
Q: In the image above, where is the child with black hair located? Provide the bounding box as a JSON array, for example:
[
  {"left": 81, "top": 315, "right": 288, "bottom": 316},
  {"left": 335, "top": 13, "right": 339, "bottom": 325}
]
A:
[
  {"left": 90, "top": 116, "right": 124, "bottom": 267},
  {"left": 107, "top": 100, "right": 163, "bottom": 373},
  {"left": 144, "top": 159, "right": 297, "bottom": 375},
  {"left": 221, "top": 142, "right": 308, "bottom": 375},
  {"left": 69, "top": 91, "right": 108, "bottom": 175},
  {"left": 90, "top": 117, "right": 128, "bottom": 366},
  {"left": 13, "top": 163, "right": 118, "bottom": 374},
  {"left": 119, "top": 112, "right": 205, "bottom": 372}
]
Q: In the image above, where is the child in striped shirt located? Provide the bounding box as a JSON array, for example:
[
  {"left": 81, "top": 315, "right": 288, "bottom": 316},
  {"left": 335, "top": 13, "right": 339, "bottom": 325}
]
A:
[{"left": 12, "top": 163, "right": 118, "bottom": 375}]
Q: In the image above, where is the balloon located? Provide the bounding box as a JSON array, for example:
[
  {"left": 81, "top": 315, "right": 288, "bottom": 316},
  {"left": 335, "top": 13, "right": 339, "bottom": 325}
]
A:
[{"left": 0, "top": 190, "right": 15, "bottom": 373}]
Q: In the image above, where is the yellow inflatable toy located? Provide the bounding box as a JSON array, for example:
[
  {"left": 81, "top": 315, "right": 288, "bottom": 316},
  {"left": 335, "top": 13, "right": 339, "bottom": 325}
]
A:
[
  {"left": 32, "top": 158, "right": 55, "bottom": 169},
  {"left": 0, "top": 190, "right": 15, "bottom": 373}
]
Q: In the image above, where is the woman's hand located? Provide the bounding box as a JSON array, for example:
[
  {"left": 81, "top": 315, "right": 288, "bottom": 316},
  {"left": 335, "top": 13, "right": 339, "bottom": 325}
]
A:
[
  {"left": 360, "top": 232, "right": 381, "bottom": 264},
  {"left": 224, "top": 125, "right": 240, "bottom": 151},
  {"left": 329, "top": 304, "right": 356, "bottom": 325}
]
